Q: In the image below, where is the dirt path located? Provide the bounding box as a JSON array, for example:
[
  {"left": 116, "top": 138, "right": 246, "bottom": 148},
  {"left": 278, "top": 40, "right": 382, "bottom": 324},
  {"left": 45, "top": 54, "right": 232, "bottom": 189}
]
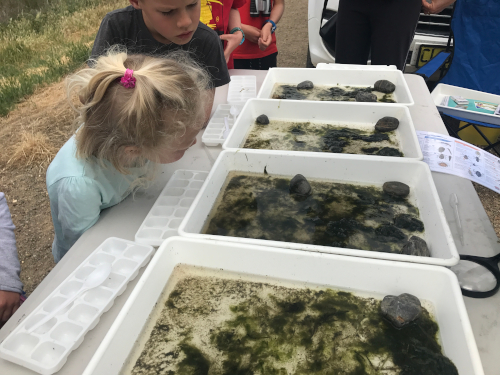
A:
[{"left": 1, "top": 0, "right": 499, "bottom": 297}]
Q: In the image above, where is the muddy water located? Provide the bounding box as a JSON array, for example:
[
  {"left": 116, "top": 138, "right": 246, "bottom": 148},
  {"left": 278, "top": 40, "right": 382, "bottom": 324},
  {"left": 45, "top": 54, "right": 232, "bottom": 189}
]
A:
[
  {"left": 243, "top": 119, "right": 402, "bottom": 156},
  {"left": 126, "top": 265, "right": 457, "bottom": 375},
  {"left": 203, "top": 172, "right": 424, "bottom": 254},
  {"left": 271, "top": 83, "right": 396, "bottom": 103}
]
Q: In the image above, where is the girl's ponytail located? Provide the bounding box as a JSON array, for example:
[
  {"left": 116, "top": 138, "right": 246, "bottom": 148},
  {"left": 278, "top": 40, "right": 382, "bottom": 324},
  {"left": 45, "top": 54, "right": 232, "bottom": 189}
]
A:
[{"left": 67, "top": 47, "right": 209, "bottom": 174}]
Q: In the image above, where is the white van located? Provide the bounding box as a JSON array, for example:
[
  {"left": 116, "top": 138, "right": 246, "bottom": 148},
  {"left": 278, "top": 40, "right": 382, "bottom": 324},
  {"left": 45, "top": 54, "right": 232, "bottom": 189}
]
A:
[{"left": 307, "top": 0, "right": 453, "bottom": 72}]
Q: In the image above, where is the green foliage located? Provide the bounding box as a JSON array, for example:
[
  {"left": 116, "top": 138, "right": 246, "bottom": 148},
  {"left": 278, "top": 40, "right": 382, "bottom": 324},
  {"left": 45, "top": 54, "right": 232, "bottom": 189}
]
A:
[{"left": 0, "top": 0, "right": 123, "bottom": 116}]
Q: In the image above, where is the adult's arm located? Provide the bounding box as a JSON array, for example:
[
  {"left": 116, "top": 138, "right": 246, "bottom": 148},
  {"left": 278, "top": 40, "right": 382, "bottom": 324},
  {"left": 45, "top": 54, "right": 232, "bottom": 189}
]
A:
[
  {"left": 0, "top": 193, "right": 23, "bottom": 324},
  {"left": 259, "top": 0, "right": 285, "bottom": 51},
  {"left": 421, "top": 0, "right": 456, "bottom": 15}
]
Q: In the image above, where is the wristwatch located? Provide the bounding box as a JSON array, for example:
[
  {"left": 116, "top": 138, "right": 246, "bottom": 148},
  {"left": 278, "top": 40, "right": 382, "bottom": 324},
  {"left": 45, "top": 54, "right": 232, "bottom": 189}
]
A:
[
  {"left": 230, "top": 27, "right": 245, "bottom": 45},
  {"left": 263, "top": 20, "right": 277, "bottom": 34}
]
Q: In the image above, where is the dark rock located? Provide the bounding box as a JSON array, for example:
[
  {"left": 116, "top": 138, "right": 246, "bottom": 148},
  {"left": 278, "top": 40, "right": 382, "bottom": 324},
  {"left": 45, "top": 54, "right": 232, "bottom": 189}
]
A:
[
  {"left": 375, "top": 116, "right": 399, "bottom": 132},
  {"left": 381, "top": 293, "right": 422, "bottom": 329},
  {"left": 256, "top": 114, "right": 269, "bottom": 125},
  {"left": 383, "top": 181, "right": 410, "bottom": 198},
  {"left": 377, "top": 147, "right": 402, "bottom": 157},
  {"left": 375, "top": 224, "right": 407, "bottom": 241},
  {"left": 476, "top": 171, "right": 482, "bottom": 177},
  {"left": 297, "top": 80, "right": 314, "bottom": 90},
  {"left": 355, "top": 91, "right": 377, "bottom": 102},
  {"left": 289, "top": 174, "right": 312, "bottom": 197},
  {"left": 374, "top": 80, "right": 396, "bottom": 94},
  {"left": 401, "top": 236, "right": 430, "bottom": 257},
  {"left": 394, "top": 214, "right": 424, "bottom": 232}
]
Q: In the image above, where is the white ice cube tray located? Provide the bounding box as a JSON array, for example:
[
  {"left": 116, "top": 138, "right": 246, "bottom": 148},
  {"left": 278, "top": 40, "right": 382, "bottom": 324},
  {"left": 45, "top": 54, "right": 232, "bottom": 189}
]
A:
[
  {"left": 134, "top": 169, "right": 208, "bottom": 246},
  {"left": 0, "top": 238, "right": 154, "bottom": 375},
  {"left": 202, "top": 104, "right": 235, "bottom": 146},
  {"left": 227, "top": 75, "right": 257, "bottom": 106}
]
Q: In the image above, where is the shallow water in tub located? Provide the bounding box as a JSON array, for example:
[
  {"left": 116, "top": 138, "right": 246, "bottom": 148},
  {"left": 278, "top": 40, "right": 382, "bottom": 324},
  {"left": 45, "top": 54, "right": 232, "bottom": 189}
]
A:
[
  {"left": 123, "top": 265, "right": 456, "bottom": 375},
  {"left": 242, "top": 119, "right": 403, "bottom": 156},
  {"left": 271, "top": 83, "right": 396, "bottom": 103},
  {"left": 202, "top": 172, "right": 425, "bottom": 254}
]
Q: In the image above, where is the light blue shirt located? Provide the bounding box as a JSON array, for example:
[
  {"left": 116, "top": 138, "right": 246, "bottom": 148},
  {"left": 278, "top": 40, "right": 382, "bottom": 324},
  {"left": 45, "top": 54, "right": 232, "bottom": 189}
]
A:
[{"left": 46, "top": 136, "right": 147, "bottom": 262}]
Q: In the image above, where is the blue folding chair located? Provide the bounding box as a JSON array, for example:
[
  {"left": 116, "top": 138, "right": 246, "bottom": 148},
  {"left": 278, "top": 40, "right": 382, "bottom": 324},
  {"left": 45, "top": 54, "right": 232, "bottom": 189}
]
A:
[{"left": 414, "top": 0, "right": 500, "bottom": 155}]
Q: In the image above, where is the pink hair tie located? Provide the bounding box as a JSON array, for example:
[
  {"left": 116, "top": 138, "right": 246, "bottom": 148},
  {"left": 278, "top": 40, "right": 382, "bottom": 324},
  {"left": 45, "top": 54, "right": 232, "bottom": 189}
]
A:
[{"left": 120, "top": 69, "right": 136, "bottom": 89}]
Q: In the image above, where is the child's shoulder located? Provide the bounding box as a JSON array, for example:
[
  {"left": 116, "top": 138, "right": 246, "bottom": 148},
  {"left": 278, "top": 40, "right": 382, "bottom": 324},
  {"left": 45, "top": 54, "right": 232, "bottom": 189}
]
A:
[{"left": 192, "top": 22, "right": 221, "bottom": 41}]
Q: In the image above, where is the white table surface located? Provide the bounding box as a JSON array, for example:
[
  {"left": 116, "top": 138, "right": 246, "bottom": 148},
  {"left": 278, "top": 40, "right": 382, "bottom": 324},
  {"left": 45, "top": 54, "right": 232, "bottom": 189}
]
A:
[{"left": 1, "top": 71, "right": 499, "bottom": 375}]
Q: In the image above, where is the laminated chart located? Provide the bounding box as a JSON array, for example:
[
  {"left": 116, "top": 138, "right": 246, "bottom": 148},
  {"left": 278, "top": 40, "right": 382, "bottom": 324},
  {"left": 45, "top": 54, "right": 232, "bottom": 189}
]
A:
[{"left": 417, "top": 131, "right": 500, "bottom": 193}]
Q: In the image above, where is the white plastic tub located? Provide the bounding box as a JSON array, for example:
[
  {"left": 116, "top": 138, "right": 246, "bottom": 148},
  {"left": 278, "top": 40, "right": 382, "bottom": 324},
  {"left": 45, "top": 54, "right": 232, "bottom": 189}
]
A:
[
  {"left": 431, "top": 83, "right": 500, "bottom": 126},
  {"left": 82, "top": 237, "right": 483, "bottom": 375},
  {"left": 223, "top": 99, "right": 423, "bottom": 160},
  {"left": 179, "top": 150, "right": 459, "bottom": 266},
  {"left": 257, "top": 67, "right": 414, "bottom": 106}
]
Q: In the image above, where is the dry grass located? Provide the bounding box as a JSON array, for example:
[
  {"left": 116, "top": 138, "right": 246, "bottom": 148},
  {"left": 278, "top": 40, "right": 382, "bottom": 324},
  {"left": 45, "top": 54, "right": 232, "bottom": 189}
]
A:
[{"left": 7, "top": 130, "right": 58, "bottom": 169}]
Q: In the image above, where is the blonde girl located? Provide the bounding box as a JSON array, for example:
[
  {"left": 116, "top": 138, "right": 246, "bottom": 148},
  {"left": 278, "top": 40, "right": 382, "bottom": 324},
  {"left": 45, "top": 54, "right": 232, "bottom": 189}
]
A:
[{"left": 46, "top": 49, "right": 209, "bottom": 262}]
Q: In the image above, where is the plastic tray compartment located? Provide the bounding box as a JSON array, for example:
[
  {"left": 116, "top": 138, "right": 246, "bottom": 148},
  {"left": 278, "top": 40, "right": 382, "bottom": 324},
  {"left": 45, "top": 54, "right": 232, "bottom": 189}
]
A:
[
  {"left": 202, "top": 104, "right": 235, "bottom": 147},
  {"left": 227, "top": 75, "right": 257, "bottom": 107},
  {"left": 83, "top": 237, "right": 484, "bottom": 375},
  {"left": 430, "top": 83, "right": 500, "bottom": 126},
  {"left": 223, "top": 98, "right": 423, "bottom": 160},
  {"left": 135, "top": 169, "right": 208, "bottom": 246},
  {"left": 179, "top": 150, "right": 459, "bottom": 267},
  {"left": 0, "top": 238, "right": 154, "bottom": 375},
  {"left": 257, "top": 67, "right": 414, "bottom": 106}
]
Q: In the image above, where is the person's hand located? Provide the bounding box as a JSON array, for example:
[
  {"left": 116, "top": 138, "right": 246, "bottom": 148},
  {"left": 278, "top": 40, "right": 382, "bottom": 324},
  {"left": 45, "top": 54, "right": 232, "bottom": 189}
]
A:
[
  {"left": 421, "top": 0, "right": 456, "bottom": 15},
  {"left": 244, "top": 25, "right": 261, "bottom": 44},
  {"left": 258, "top": 23, "right": 273, "bottom": 51},
  {"left": 0, "top": 290, "right": 21, "bottom": 326},
  {"left": 220, "top": 31, "right": 243, "bottom": 63}
]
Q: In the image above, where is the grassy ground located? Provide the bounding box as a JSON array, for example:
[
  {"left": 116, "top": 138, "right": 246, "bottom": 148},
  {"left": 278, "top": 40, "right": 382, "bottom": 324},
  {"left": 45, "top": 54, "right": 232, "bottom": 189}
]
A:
[{"left": 0, "top": 0, "right": 126, "bottom": 116}]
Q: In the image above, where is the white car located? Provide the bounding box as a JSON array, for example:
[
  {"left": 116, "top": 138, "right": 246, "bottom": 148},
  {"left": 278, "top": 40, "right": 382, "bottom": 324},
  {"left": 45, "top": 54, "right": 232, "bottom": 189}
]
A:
[{"left": 307, "top": 0, "right": 453, "bottom": 72}]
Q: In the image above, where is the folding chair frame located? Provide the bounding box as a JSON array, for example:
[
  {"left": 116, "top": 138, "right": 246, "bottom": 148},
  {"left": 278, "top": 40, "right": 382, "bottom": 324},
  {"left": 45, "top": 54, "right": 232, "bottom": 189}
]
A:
[{"left": 440, "top": 112, "right": 500, "bottom": 157}]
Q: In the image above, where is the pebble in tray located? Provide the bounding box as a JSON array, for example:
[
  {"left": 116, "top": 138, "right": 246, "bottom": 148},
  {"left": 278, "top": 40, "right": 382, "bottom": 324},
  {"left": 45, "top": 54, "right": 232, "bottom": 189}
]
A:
[
  {"left": 381, "top": 293, "right": 422, "bottom": 328},
  {"left": 374, "top": 79, "right": 396, "bottom": 94},
  {"left": 383, "top": 181, "right": 410, "bottom": 198},
  {"left": 256, "top": 114, "right": 270, "bottom": 125},
  {"left": 289, "top": 174, "right": 312, "bottom": 197},
  {"left": 375, "top": 116, "right": 400, "bottom": 132},
  {"left": 297, "top": 80, "right": 314, "bottom": 90}
]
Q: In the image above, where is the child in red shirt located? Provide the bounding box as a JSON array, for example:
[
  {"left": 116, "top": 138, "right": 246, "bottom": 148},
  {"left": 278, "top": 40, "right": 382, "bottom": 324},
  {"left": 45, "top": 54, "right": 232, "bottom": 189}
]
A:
[
  {"left": 233, "top": 0, "right": 284, "bottom": 70},
  {"left": 200, "top": 0, "right": 246, "bottom": 69}
]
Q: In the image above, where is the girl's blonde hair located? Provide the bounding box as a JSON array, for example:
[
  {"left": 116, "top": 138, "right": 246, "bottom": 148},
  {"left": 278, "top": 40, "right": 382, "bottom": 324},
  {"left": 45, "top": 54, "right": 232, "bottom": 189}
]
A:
[{"left": 67, "top": 47, "right": 210, "bottom": 173}]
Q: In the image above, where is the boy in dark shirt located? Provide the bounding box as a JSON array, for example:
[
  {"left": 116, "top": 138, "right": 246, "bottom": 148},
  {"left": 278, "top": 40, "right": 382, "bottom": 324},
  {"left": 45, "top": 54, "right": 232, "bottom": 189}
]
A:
[{"left": 92, "top": 0, "right": 231, "bottom": 123}]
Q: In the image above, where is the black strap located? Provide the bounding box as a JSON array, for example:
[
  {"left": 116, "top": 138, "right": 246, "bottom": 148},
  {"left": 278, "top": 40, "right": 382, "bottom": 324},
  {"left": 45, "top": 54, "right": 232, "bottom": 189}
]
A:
[{"left": 322, "top": 0, "right": 329, "bottom": 18}]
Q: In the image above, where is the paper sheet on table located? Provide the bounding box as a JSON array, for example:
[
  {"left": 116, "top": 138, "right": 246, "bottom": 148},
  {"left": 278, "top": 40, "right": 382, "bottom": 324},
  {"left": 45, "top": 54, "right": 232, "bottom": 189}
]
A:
[{"left": 417, "top": 131, "right": 500, "bottom": 194}]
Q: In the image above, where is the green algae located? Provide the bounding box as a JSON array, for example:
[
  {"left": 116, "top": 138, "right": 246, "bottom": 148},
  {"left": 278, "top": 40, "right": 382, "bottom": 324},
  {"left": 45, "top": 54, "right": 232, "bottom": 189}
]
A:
[
  {"left": 270, "top": 84, "right": 395, "bottom": 103},
  {"left": 203, "top": 173, "right": 423, "bottom": 254},
  {"left": 243, "top": 120, "right": 404, "bottom": 157},
  {"left": 131, "top": 272, "right": 457, "bottom": 375}
]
